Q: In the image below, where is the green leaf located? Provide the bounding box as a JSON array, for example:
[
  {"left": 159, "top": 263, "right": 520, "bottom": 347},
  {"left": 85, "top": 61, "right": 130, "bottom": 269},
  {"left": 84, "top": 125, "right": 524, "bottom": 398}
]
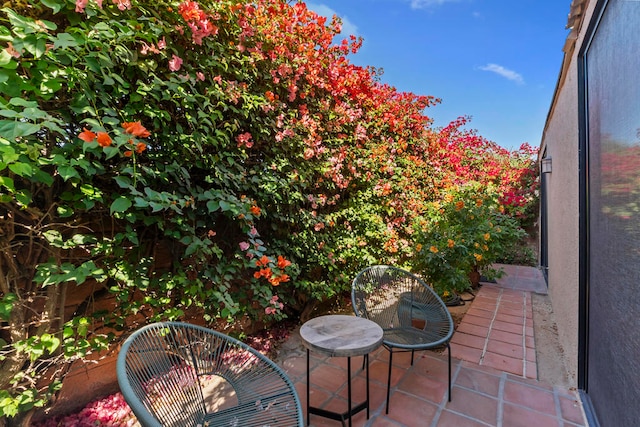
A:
[
  {"left": 110, "top": 196, "right": 132, "bottom": 214},
  {"left": 40, "top": 0, "right": 64, "bottom": 13},
  {"left": 57, "top": 165, "right": 79, "bottom": 181},
  {"left": 0, "top": 121, "right": 41, "bottom": 138},
  {"left": 52, "top": 33, "right": 78, "bottom": 49},
  {"left": 0, "top": 50, "right": 12, "bottom": 68},
  {"left": 0, "top": 293, "right": 17, "bottom": 321}
]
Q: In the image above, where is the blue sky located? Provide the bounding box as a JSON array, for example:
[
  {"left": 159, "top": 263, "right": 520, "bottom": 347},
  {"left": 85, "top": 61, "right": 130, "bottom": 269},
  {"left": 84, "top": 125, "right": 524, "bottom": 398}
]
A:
[{"left": 305, "top": 0, "right": 571, "bottom": 150}]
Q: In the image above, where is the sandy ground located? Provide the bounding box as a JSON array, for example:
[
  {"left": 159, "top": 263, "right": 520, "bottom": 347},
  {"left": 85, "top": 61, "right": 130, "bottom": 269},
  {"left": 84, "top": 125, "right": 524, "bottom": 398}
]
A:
[{"left": 532, "top": 292, "right": 574, "bottom": 387}]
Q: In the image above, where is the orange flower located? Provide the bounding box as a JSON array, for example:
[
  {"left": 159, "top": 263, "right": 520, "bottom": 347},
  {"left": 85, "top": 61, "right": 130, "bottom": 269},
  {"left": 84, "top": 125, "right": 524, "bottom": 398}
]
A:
[
  {"left": 135, "top": 142, "right": 147, "bottom": 153},
  {"left": 455, "top": 201, "right": 465, "bottom": 211},
  {"left": 253, "top": 267, "right": 272, "bottom": 279},
  {"left": 277, "top": 255, "right": 291, "bottom": 269},
  {"left": 250, "top": 205, "right": 261, "bottom": 216},
  {"left": 124, "top": 150, "right": 133, "bottom": 157},
  {"left": 476, "top": 199, "right": 483, "bottom": 207},
  {"left": 474, "top": 253, "right": 483, "bottom": 262},
  {"left": 429, "top": 246, "right": 438, "bottom": 253},
  {"left": 447, "top": 239, "right": 455, "bottom": 248},
  {"left": 416, "top": 243, "right": 423, "bottom": 252},
  {"left": 96, "top": 132, "right": 112, "bottom": 147},
  {"left": 269, "top": 274, "right": 290, "bottom": 286},
  {"left": 78, "top": 128, "right": 96, "bottom": 142},
  {"left": 255, "top": 255, "right": 270, "bottom": 267},
  {"left": 484, "top": 233, "right": 491, "bottom": 241},
  {"left": 121, "top": 121, "right": 150, "bottom": 138}
]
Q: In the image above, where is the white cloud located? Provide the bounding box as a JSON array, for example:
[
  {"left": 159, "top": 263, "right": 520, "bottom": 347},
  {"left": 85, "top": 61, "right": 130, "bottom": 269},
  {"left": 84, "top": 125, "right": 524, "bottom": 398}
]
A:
[
  {"left": 409, "top": 0, "right": 460, "bottom": 9},
  {"left": 305, "top": 3, "right": 359, "bottom": 37},
  {"left": 479, "top": 63, "right": 525, "bottom": 85}
]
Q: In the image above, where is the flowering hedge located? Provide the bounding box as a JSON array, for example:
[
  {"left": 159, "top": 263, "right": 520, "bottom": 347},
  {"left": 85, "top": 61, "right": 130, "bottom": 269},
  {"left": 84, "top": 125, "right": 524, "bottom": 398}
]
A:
[{"left": 0, "top": 0, "right": 537, "bottom": 421}]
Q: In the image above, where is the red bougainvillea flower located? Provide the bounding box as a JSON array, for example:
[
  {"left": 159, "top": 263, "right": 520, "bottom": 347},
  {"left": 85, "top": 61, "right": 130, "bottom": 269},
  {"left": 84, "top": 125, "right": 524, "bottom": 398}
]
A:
[
  {"left": 135, "top": 142, "right": 147, "bottom": 154},
  {"left": 124, "top": 150, "right": 133, "bottom": 157},
  {"left": 95, "top": 132, "right": 112, "bottom": 147},
  {"left": 250, "top": 205, "right": 261, "bottom": 216},
  {"left": 168, "top": 54, "right": 183, "bottom": 71},
  {"left": 122, "top": 121, "right": 150, "bottom": 138},
  {"left": 78, "top": 128, "right": 96, "bottom": 142}
]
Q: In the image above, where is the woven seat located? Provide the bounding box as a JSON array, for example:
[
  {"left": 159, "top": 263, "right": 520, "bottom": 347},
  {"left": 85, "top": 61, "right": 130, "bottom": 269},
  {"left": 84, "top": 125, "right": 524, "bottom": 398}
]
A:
[
  {"left": 117, "top": 322, "right": 304, "bottom": 427},
  {"left": 352, "top": 266, "right": 454, "bottom": 413}
]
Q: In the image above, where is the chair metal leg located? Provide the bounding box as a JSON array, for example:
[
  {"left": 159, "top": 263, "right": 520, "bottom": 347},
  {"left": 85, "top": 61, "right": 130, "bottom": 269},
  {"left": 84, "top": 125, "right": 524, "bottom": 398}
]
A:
[
  {"left": 410, "top": 349, "right": 415, "bottom": 365},
  {"left": 386, "top": 350, "right": 393, "bottom": 414},
  {"left": 447, "top": 342, "right": 451, "bottom": 402}
]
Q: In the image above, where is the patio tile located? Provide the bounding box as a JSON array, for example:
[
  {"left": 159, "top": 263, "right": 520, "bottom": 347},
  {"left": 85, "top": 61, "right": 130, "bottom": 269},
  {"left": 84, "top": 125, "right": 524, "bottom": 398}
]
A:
[
  {"left": 481, "top": 351, "right": 523, "bottom": 376},
  {"left": 559, "top": 395, "right": 586, "bottom": 424},
  {"left": 466, "top": 307, "right": 494, "bottom": 319},
  {"left": 452, "top": 344, "right": 483, "bottom": 363},
  {"left": 446, "top": 386, "right": 498, "bottom": 425},
  {"left": 454, "top": 366, "right": 501, "bottom": 397},
  {"left": 503, "top": 380, "right": 557, "bottom": 415},
  {"left": 368, "top": 358, "right": 407, "bottom": 387},
  {"left": 451, "top": 332, "right": 486, "bottom": 349},
  {"left": 398, "top": 371, "right": 447, "bottom": 403},
  {"left": 491, "top": 321, "right": 523, "bottom": 334},
  {"left": 495, "top": 312, "right": 525, "bottom": 325},
  {"left": 386, "top": 391, "right": 439, "bottom": 425},
  {"left": 497, "top": 306, "right": 525, "bottom": 318},
  {"left": 486, "top": 339, "right": 524, "bottom": 359},
  {"left": 457, "top": 323, "right": 491, "bottom": 338},
  {"left": 502, "top": 403, "right": 559, "bottom": 427},
  {"left": 462, "top": 314, "right": 493, "bottom": 328},
  {"left": 436, "top": 410, "right": 489, "bottom": 427},
  {"left": 489, "top": 329, "right": 523, "bottom": 346},
  {"left": 309, "top": 363, "right": 348, "bottom": 392}
]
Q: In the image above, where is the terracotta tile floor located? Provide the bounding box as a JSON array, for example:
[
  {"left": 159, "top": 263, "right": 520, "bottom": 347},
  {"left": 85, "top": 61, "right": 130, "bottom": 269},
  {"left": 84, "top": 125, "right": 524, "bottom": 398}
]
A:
[{"left": 277, "top": 265, "right": 587, "bottom": 426}]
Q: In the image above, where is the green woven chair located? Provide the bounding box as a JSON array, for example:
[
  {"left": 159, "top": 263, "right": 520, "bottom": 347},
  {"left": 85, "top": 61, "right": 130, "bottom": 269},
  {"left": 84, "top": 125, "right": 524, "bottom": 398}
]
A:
[
  {"left": 352, "top": 265, "right": 454, "bottom": 413},
  {"left": 117, "top": 322, "right": 303, "bottom": 427}
]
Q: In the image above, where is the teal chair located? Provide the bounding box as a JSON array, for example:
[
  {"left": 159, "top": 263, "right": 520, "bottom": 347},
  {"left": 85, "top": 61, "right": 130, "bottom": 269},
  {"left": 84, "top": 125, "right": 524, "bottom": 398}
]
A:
[
  {"left": 352, "top": 266, "right": 454, "bottom": 413},
  {"left": 117, "top": 322, "right": 303, "bottom": 427}
]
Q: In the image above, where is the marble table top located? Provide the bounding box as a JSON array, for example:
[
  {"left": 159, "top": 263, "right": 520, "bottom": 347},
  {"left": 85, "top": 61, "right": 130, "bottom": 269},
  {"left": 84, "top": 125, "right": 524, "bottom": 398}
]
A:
[{"left": 299, "top": 314, "right": 383, "bottom": 357}]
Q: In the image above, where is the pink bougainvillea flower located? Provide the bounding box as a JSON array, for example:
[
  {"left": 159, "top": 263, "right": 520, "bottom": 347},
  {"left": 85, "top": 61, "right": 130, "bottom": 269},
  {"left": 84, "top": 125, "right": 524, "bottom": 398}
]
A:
[
  {"left": 78, "top": 128, "right": 96, "bottom": 142},
  {"left": 96, "top": 132, "right": 112, "bottom": 147},
  {"left": 239, "top": 241, "right": 250, "bottom": 251},
  {"left": 75, "top": 0, "right": 88, "bottom": 13},
  {"left": 112, "top": 0, "right": 131, "bottom": 10},
  {"left": 235, "top": 132, "right": 253, "bottom": 148},
  {"left": 196, "top": 71, "right": 205, "bottom": 81},
  {"left": 5, "top": 42, "right": 21, "bottom": 58},
  {"left": 157, "top": 37, "right": 167, "bottom": 50},
  {"left": 168, "top": 54, "right": 183, "bottom": 71},
  {"left": 121, "top": 121, "right": 150, "bottom": 138}
]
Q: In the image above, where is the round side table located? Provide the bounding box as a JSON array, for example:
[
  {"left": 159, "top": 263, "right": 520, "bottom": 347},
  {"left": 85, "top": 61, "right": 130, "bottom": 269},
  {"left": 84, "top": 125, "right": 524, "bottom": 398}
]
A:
[{"left": 300, "top": 314, "right": 383, "bottom": 427}]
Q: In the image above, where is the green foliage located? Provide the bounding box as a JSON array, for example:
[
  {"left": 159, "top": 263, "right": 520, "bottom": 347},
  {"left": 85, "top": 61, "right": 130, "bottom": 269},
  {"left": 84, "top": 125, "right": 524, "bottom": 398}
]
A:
[
  {"left": 0, "top": 0, "right": 538, "bottom": 418},
  {"left": 411, "top": 183, "right": 527, "bottom": 296}
]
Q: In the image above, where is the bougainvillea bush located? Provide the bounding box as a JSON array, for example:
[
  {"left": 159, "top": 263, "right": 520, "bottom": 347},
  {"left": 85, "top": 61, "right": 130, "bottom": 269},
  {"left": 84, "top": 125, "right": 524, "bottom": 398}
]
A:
[{"left": 0, "top": 0, "right": 537, "bottom": 423}]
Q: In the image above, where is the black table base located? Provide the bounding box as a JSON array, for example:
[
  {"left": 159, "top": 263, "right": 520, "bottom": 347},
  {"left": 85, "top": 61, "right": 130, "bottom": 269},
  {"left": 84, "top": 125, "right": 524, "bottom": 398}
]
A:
[{"left": 306, "top": 349, "right": 371, "bottom": 427}]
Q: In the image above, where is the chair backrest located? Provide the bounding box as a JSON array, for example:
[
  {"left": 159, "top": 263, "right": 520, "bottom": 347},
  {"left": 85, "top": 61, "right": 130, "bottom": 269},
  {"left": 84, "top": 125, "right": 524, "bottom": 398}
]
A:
[
  {"left": 352, "top": 265, "right": 454, "bottom": 347},
  {"left": 117, "top": 322, "right": 303, "bottom": 427}
]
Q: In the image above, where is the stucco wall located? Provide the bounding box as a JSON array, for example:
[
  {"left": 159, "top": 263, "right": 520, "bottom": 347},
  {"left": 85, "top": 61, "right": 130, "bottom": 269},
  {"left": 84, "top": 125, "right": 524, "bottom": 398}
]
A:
[{"left": 540, "top": 0, "right": 596, "bottom": 387}]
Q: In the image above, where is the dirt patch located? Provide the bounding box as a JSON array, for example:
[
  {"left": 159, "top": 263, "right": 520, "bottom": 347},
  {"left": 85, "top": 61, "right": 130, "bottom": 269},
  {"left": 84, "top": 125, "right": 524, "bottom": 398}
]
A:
[{"left": 532, "top": 293, "right": 573, "bottom": 387}]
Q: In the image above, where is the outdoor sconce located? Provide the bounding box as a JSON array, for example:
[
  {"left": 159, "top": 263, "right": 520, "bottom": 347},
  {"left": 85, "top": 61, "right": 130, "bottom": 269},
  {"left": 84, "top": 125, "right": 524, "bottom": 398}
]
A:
[{"left": 541, "top": 157, "right": 552, "bottom": 174}]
